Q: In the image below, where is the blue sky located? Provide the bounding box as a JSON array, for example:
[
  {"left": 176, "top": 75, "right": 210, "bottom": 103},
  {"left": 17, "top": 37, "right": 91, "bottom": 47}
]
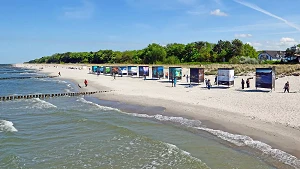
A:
[{"left": 1, "top": 0, "right": 300, "bottom": 63}]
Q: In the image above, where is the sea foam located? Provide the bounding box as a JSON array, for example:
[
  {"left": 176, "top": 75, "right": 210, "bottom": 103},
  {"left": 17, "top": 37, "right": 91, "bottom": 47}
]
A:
[
  {"left": 195, "top": 127, "right": 300, "bottom": 168},
  {"left": 71, "top": 98, "right": 300, "bottom": 168},
  {"left": 26, "top": 98, "right": 57, "bottom": 109},
  {"left": 0, "top": 120, "right": 18, "bottom": 132},
  {"left": 77, "top": 97, "right": 121, "bottom": 112},
  {"left": 126, "top": 112, "right": 300, "bottom": 168}
]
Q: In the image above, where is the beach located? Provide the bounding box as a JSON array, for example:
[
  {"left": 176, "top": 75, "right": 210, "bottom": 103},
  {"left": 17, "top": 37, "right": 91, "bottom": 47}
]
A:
[{"left": 17, "top": 63, "right": 300, "bottom": 161}]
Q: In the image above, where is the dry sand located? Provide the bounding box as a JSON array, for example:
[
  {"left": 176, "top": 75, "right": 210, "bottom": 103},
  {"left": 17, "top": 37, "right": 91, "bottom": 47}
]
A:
[{"left": 18, "top": 64, "right": 300, "bottom": 159}]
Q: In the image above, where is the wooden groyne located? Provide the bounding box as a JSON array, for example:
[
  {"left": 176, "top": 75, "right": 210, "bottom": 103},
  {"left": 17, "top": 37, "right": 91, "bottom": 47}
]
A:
[
  {"left": 0, "top": 76, "right": 58, "bottom": 80},
  {"left": 0, "top": 90, "right": 114, "bottom": 101},
  {"left": 0, "top": 71, "right": 36, "bottom": 74}
]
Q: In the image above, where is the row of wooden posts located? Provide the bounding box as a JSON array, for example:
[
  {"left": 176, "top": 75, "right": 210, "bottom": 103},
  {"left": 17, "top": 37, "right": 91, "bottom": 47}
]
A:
[
  {"left": 0, "top": 71, "right": 36, "bottom": 74},
  {"left": 0, "top": 76, "right": 58, "bottom": 80},
  {"left": 0, "top": 90, "right": 114, "bottom": 101}
]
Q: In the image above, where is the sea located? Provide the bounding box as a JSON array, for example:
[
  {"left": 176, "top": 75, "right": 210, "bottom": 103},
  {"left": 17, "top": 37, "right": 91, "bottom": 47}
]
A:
[{"left": 0, "top": 64, "right": 299, "bottom": 169}]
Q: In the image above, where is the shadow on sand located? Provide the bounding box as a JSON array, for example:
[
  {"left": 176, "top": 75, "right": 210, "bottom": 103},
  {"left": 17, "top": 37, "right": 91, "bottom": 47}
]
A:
[
  {"left": 235, "top": 89, "right": 271, "bottom": 93},
  {"left": 200, "top": 86, "right": 231, "bottom": 89},
  {"left": 158, "top": 80, "right": 172, "bottom": 83},
  {"left": 144, "top": 78, "right": 160, "bottom": 81},
  {"left": 178, "top": 83, "right": 201, "bottom": 87}
]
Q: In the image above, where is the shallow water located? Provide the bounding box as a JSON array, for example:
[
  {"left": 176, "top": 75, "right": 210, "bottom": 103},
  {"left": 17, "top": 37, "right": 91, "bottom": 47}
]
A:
[{"left": 0, "top": 64, "right": 298, "bottom": 169}]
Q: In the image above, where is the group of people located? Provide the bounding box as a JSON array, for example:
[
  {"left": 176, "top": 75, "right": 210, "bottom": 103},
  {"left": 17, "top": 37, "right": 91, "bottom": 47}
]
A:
[{"left": 241, "top": 78, "right": 250, "bottom": 89}]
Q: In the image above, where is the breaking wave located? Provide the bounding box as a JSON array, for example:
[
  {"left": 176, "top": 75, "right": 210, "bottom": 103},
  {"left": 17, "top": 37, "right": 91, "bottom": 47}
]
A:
[
  {"left": 195, "top": 127, "right": 300, "bottom": 168},
  {"left": 0, "top": 120, "right": 18, "bottom": 132},
  {"left": 124, "top": 112, "right": 299, "bottom": 168},
  {"left": 26, "top": 98, "right": 57, "bottom": 109},
  {"left": 70, "top": 98, "right": 300, "bottom": 168},
  {"left": 76, "top": 97, "right": 121, "bottom": 112}
]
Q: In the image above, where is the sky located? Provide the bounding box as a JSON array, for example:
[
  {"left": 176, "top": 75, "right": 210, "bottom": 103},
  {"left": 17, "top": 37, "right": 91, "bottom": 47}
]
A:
[{"left": 0, "top": 0, "right": 300, "bottom": 63}]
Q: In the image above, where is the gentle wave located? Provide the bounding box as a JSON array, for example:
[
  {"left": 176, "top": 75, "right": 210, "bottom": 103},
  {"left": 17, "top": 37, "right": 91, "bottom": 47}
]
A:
[
  {"left": 195, "top": 127, "right": 300, "bottom": 169},
  {"left": 76, "top": 97, "right": 121, "bottom": 112},
  {"left": 127, "top": 113, "right": 202, "bottom": 127},
  {"left": 25, "top": 98, "right": 57, "bottom": 109},
  {"left": 64, "top": 89, "right": 71, "bottom": 93},
  {"left": 0, "top": 120, "right": 18, "bottom": 132},
  {"left": 125, "top": 112, "right": 300, "bottom": 168},
  {"left": 76, "top": 99, "right": 300, "bottom": 168},
  {"left": 164, "top": 142, "right": 209, "bottom": 167},
  {"left": 38, "top": 78, "right": 68, "bottom": 84},
  {"left": 20, "top": 72, "right": 36, "bottom": 75}
]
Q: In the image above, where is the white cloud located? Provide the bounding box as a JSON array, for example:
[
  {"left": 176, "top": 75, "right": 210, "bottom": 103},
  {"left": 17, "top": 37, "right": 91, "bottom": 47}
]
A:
[
  {"left": 210, "top": 9, "right": 228, "bottom": 16},
  {"left": 246, "top": 42, "right": 262, "bottom": 49},
  {"left": 63, "top": 0, "right": 94, "bottom": 19},
  {"left": 280, "top": 37, "right": 297, "bottom": 46},
  {"left": 235, "top": 34, "right": 252, "bottom": 38},
  {"left": 233, "top": 0, "right": 300, "bottom": 31},
  {"left": 252, "top": 42, "right": 262, "bottom": 46},
  {"left": 247, "top": 38, "right": 298, "bottom": 51}
]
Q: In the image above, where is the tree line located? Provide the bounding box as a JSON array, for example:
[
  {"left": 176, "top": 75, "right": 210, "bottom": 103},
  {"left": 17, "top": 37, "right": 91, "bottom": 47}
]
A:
[{"left": 28, "top": 39, "right": 259, "bottom": 64}]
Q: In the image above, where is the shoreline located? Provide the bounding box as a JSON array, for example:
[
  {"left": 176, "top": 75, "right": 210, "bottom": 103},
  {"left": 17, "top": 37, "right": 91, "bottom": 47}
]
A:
[
  {"left": 17, "top": 64, "right": 300, "bottom": 164},
  {"left": 94, "top": 92, "right": 300, "bottom": 158}
]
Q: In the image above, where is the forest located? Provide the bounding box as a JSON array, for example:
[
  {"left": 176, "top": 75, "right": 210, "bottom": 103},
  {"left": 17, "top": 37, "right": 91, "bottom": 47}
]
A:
[{"left": 28, "top": 39, "right": 261, "bottom": 64}]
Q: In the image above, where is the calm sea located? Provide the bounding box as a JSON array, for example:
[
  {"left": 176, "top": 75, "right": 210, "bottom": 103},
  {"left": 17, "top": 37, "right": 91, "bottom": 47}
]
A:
[{"left": 0, "top": 64, "right": 299, "bottom": 169}]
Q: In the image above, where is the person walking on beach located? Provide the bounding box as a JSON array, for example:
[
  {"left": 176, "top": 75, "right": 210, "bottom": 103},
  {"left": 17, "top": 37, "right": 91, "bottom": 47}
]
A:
[
  {"left": 207, "top": 79, "right": 211, "bottom": 90},
  {"left": 186, "top": 75, "right": 189, "bottom": 83},
  {"left": 241, "top": 79, "right": 245, "bottom": 89},
  {"left": 214, "top": 75, "right": 217, "bottom": 85},
  {"left": 113, "top": 72, "right": 116, "bottom": 80},
  {"left": 174, "top": 77, "right": 177, "bottom": 87},
  {"left": 84, "top": 79, "right": 88, "bottom": 87},
  {"left": 284, "top": 81, "right": 289, "bottom": 93},
  {"left": 171, "top": 77, "right": 174, "bottom": 87},
  {"left": 246, "top": 78, "right": 250, "bottom": 88}
]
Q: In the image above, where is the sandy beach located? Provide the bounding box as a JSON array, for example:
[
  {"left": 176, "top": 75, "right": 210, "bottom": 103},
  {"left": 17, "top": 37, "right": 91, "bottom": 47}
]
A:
[{"left": 17, "top": 64, "right": 300, "bottom": 161}]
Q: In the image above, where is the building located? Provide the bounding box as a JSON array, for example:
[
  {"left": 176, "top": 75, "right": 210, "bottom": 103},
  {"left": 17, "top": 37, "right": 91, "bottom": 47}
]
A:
[
  {"left": 290, "top": 45, "right": 300, "bottom": 52},
  {"left": 258, "top": 50, "right": 286, "bottom": 61}
]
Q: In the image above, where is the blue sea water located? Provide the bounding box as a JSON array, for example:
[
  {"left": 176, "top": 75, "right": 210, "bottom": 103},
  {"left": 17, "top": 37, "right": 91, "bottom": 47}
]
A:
[{"left": 0, "top": 64, "right": 299, "bottom": 169}]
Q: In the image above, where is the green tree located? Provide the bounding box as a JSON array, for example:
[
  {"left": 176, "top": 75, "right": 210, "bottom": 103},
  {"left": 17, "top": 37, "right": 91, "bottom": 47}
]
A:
[
  {"left": 142, "top": 43, "right": 167, "bottom": 64},
  {"left": 243, "top": 43, "right": 258, "bottom": 58},
  {"left": 231, "top": 39, "right": 244, "bottom": 57},
  {"left": 165, "top": 43, "right": 185, "bottom": 61}
]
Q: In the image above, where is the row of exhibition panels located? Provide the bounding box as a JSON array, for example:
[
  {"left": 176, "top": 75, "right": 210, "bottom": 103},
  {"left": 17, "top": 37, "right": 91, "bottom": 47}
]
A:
[{"left": 91, "top": 66, "right": 276, "bottom": 90}]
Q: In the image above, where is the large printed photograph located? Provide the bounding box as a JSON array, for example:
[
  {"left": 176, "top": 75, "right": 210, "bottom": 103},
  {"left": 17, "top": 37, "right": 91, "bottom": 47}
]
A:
[
  {"left": 104, "top": 66, "right": 112, "bottom": 74},
  {"left": 139, "top": 66, "right": 149, "bottom": 76},
  {"left": 92, "top": 66, "right": 98, "bottom": 73},
  {"left": 255, "top": 68, "right": 273, "bottom": 89},
  {"left": 190, "top": 68, "right": 204, "bottom": 83},
  {"left": 152, "top": 66, "right": 164, "bottom": 78},
  {"left": 218, "top": 68, "right": 234, "bottom": 85},
  {"left": 119, "top": 66, "right": 128, "bottom": 75},
  {"left": 128, "top": 66, "right": 138, "bottom": 76},
  {"left": 169, "top": 67, "right": 182, "bottom": 80},
  {"left": 97, "top": 66, "right": 104, "bottom": 73}
]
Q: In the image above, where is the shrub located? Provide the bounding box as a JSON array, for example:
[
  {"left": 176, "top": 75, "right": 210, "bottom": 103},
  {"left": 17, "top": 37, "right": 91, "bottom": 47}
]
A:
[
  {"left": 163, "top": 56, "right": 180, "bottom": 64},
  {"left": 229, "top": 57, "right": 240, "bottom": 64},
  {"left": 239, "top": 56, "right": 259, "bottom": 64}
]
